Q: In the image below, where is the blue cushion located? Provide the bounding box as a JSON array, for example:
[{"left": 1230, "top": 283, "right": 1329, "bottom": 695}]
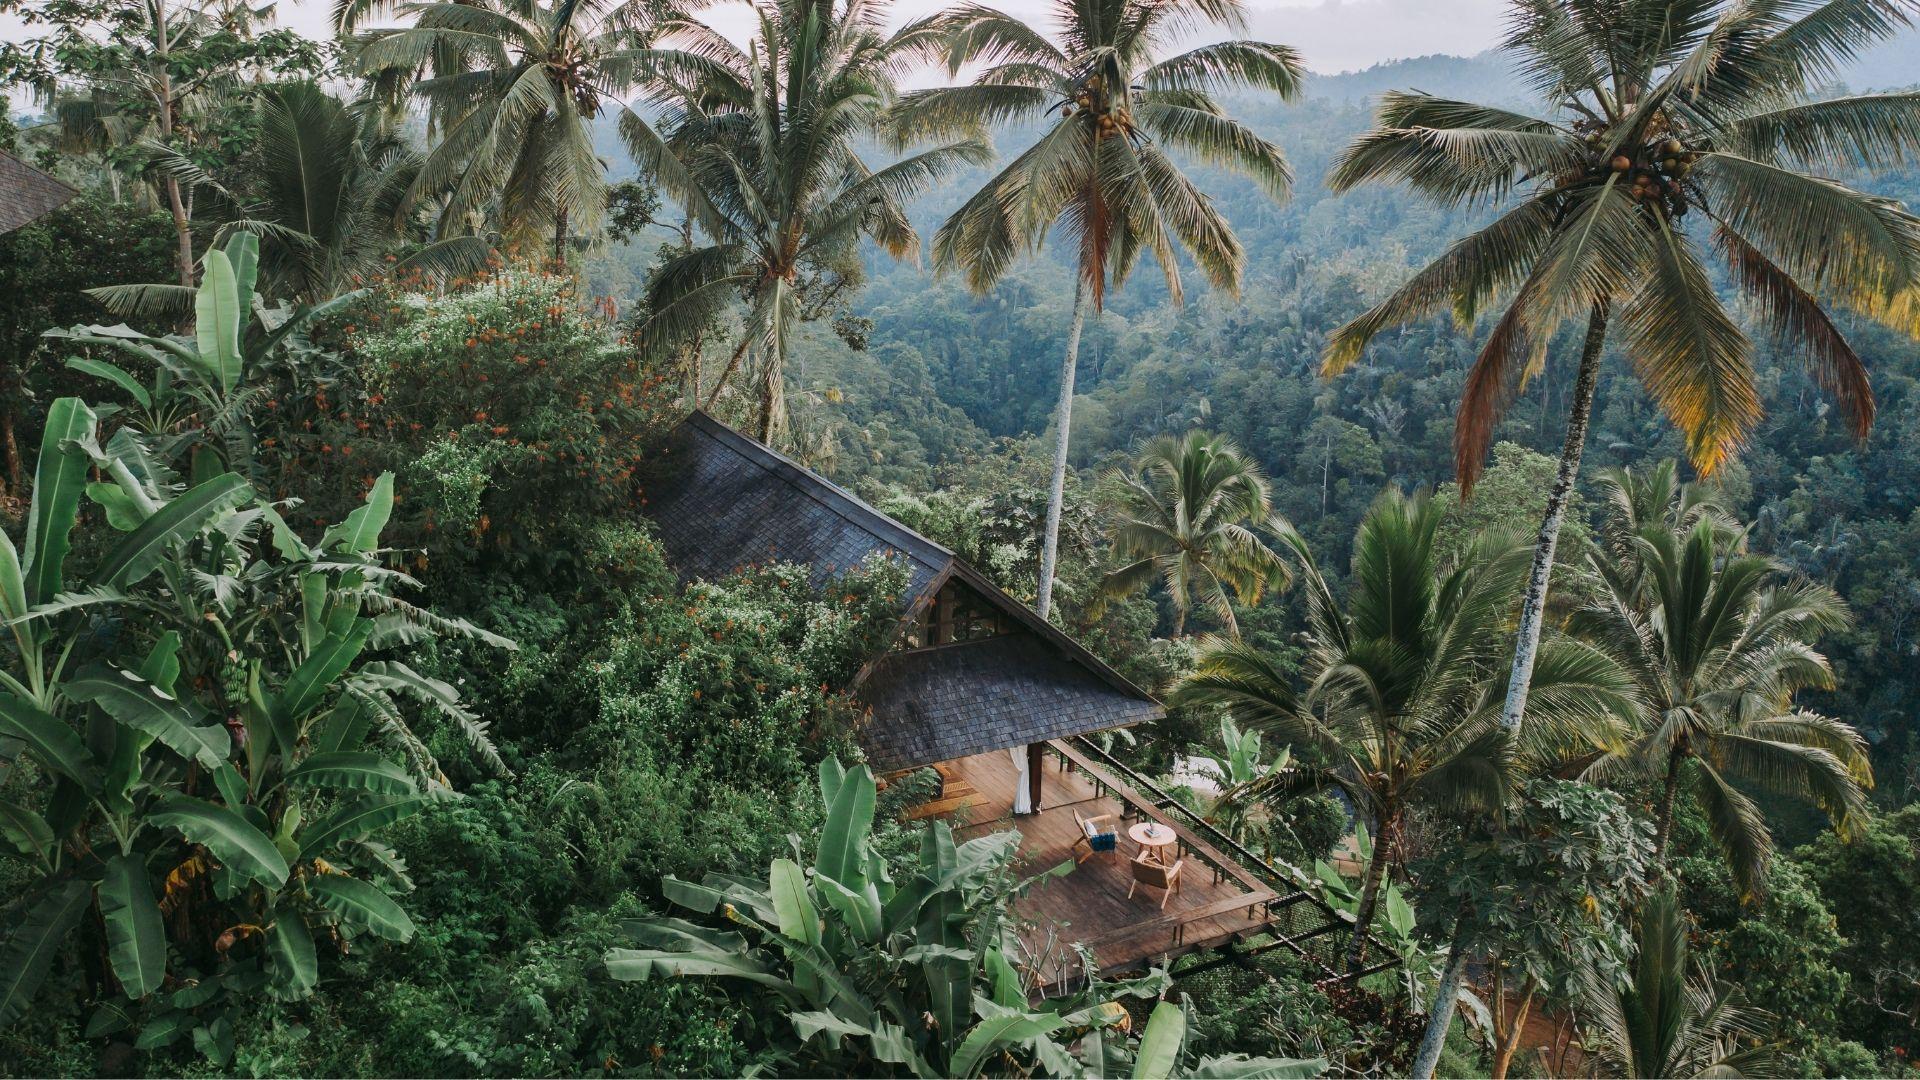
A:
[{"left": 1089, "top": 832, "right": 1116, "bottom": 852}]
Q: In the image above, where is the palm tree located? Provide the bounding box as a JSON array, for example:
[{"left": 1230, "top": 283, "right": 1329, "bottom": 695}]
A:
[
  {"left": 1580, "top": 889, "right": 1778, "bottom": 1079},
  {"left": 891, "top": 0, "right": 1302, "bottom": 620},
  {"left": 624, "top": 0, "right": 988, "bottom": 443},
  {"left": 1172, "top": 490, "right": 1634, "bottom": 972},
  {"left": 1320, "top": 0, "right": 1920, "bottom": 738},
  {"left": 346, "top": 0, "right": 678, "bottom": 260},
  {"left": 1572, "top": 510, "right": 1871, "bottom": 898},
  {"left": 94, "top": 82, "right": 492, "bottom": 312},
  {"left": 1101, "top": 429, "right": 1292, "bottom": 636}
]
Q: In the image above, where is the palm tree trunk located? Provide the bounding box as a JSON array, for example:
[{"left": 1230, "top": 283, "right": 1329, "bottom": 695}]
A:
[
  {"left": 1497, "top": 301, "right": 1610, "bottom": 732},
  {"left": 1409, "top": 903, "right": 1473, "bottom": 1079},
  {"left": 1652, "top": 749, "right": 1685, "bottom": 866},
  {"left": 1346, "top": 817, "right": 1393, "bottom": 974},
  {"left": 553, "top": 207, "right": 568, "bottom": 265},
  {"left": 1035, "top": 276, "right": 1091, "bottom": 621}
]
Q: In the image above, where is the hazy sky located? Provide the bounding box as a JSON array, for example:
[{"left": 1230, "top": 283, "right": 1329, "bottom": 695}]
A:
[{"left": 2, "top": 0, "right": 1515, "bottom": 76}]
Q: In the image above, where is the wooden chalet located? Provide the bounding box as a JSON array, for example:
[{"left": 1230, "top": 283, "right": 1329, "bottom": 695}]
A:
[
  {"left": 642, "top": 411, "right": 1374, "bottom": 992},
  {"left": 0, "top": 150, "right": 77, "bottom": 234}
]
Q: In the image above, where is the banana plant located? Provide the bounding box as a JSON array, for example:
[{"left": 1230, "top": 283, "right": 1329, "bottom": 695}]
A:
[
  {"left": 0, "top": 398, "right": 511, "bottom": 1060},
  {"left": 1209, "top": 719, "right": 1290, "bottom": 845},
  {"left": 608, "top": 759, "right": 1324, "bottom": 1078},
  {"left": 45, "top": 231, "right": 358, "bottom": 456}
]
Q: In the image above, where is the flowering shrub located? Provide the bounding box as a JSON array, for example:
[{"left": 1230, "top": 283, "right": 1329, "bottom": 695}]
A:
[{"left": 259, "top": 266, "right": 676, "bottom": 570}]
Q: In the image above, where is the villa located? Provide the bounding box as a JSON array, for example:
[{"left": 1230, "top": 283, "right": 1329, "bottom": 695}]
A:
[{"left": 640, "top": 410, "right": 1377, "bottom": 992}]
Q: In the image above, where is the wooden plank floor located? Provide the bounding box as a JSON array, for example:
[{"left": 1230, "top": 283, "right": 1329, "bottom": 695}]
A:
[{"left": 933, "top": 748, "right": 1276, "bottom": 991}]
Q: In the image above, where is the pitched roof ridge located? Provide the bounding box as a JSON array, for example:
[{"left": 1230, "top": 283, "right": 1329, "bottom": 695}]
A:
[{"left": 684, "top": 410, "right": 954, "bottom": 574}]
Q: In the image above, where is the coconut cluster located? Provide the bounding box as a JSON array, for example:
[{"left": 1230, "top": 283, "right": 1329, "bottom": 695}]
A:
[
  {"left": 1578, "top": 121, "right": 1700, "bottom": 218},
  {"left": 1061, "top": 73, "right": 1130, "bottom": 137}
]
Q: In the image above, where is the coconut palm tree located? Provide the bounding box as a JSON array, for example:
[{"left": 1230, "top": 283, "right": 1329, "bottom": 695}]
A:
[
  {"left": 1580, "top": 888, "right": 1779, "bottom": 1079},
  {"left": 1571, "top": 512, "right": 1871, "bottom": 898},
  {"left": 623, "top": 0, "right": 989, "bottom": 443},
  {"left": 1320, "top": 0, "right": 1920, "bottom": 738},
  {"left": 346, "top": 0, "right": 681, "bottom": 260},
  {"left": 1172, "top": 490, "right": 1634, "bottom": 972},
  {"left": 1101, "top": 429, "right": 1292, "bottom": 636},
  {"left": 890, "top": 0, "right": 1302, "bottom": 620}
]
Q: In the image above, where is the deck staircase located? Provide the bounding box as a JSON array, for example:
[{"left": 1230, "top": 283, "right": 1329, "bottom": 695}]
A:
[{"left": 903, "top": 761, "right": 988, "bottom": 821}]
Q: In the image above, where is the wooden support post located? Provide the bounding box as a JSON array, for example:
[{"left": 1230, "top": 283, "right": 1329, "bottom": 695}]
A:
[{"left": 1027, "top": 742, "right": 1045, "bottom": 811}]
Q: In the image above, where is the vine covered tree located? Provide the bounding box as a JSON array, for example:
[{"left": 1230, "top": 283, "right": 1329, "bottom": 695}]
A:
[
  {"left": 892, "top": 0, "right": 1302, "bottom": 620},
  {"left": 1320, "top": 0, "right": 1920, "bottom": 739}
]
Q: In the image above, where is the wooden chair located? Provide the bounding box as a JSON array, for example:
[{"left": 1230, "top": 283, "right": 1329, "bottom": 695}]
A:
[
  {"left": 1126, "top": 853, "right": 1185, "bottom": 910},
  {"left": 1071, "top": 809, "right": 1118, "bottom": 863}
]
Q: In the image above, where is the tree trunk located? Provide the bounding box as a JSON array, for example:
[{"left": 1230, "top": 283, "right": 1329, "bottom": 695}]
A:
[
  {"left": 553, "top": 207, "right": 569, "bottom": 265},
  {"left": 1490, "top": 984, "right": 1536, "bottom": 1080},
  {"left": 152, "top": 0, "right": 195, "bottom": 289},
  {"left": 1652, "top": 748, "right": 1685, "bottom": 869},
  {"left": 703, "top": 335, "right": 754, "bottom": 412},
  {"left": 1497, "top": 301, "right": 1610, "bottom": 732},
  {"left": 1409, "top": 904, "right": 1474, "bottom": 1079},
  {"left": 1035, "top": 277, "right": 1091, "bottom": 622},
  {"left": 1346, "top": 815, "right": 1393, "bottom": 973}
]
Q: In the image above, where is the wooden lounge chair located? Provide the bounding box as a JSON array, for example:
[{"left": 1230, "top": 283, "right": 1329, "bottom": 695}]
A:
[
  {"left": 1126, "top": 853, "right": 1185, "bottom": 910},
  {"left": 1072, "top": 808, "right": 1118, "bottom": 863}
]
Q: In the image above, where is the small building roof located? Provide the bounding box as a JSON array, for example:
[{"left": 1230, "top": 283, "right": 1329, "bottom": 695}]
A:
[
  {"left": 642, "top": 411, "right": 1162, "bottom": 771},
  {"left": 0, "top": 150, "right": 78, "bottom": 234}
]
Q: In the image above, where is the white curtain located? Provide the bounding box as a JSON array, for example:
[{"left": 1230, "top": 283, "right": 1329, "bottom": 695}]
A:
[{"left": 1009, "top": 745, "right": 1033, "bottom": 815}]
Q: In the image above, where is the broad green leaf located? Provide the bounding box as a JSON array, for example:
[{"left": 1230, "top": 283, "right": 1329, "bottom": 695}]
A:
[
  {"left": 265, "top": 916, "right": 317, "bottom": 998},
  {"left": 195, "top": 249, "right": 242, "bottom": 393},
  {"left": 297, "top": 795, "right": 424, "bottom": 856},
  {"left": 306, "top": 875, "right": 414, "bottom": 942},
  {"left": 87, "top": 482, "right": 146, "bottom": 532},
  {"left": 224, "top": 231, "right": 258, "bottom": 315},
  {"left": 23, "top": 398, "right": 96, "bottom": 605},
  {"left": 0, "top": 800, "right": 53, "bottom": 864},
  {"left": 0, "top": 694, "right": 101, "bottom": 791},
  {"left": 950, "top": 1010, "right": 1068, "bottom": 1078},
  {"left": 790, "top": 1009, "right": 870, "bottom": 1046},
  {"left": 148, "top": 795, "right": 288, "bottom": 887},
  {"left": 97, "top": 853, "right": 166, "bottom": 998},
  {"left": 1385, "top": 886, "right": 1417, "bottom": 939},
  {"left": 604, "top": 947, "right": 802, "bottom": 1000},
  {"left": 139, "top": 632, "right": 183, "bottom": 695},
  {"left": 815, "top": 761, "right": 876, "bottom": 888},
  {"left": 0, "top": 530, "right": 25, "bottom": 627},
  {"left": 312, "top": 697, "right": 373, "bottom": 755},
  {"left": 768, "top": 858, "right": 819, "bottom": 945},
  {"left": 134, "top": 1010, "right": 192, "bottom": 1049},
  {"left": 1186, "top": 1057, "right": 1327, "bottom": 1079},
  {"left": 63, "top": 357, "right": 151, "bottom": 409},
  {"left": 282, "top": 752, "right": 415, "bottom": 795},
  {"left": 274, "top": 620, "right": 373, "bottom": 731},
  {"left": 815, "top": 875, "right": 882, "bottom": 944},
  {"left": 1132, "top": 1001, "right": 1188, "bottom": 1080},
  {"left": 0, "top": 878, "right": 91, "bottom": 1027},
  {"left": 320, "top": 473, "right": 394, "bottom": 553},
  {"left": 91, "top": 473, "right": 253, "bottom": 589},
  {"left": 66, "top": 666, "right": 228, "bottom": 768}
]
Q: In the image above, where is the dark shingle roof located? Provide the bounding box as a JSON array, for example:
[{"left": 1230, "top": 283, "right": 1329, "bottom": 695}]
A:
[
  {"left": 0, "top": 151, "right": 77, "bottom": 234},
  {"left": 857, "top": 634, "right": 1162, "bottom": 771},
  {"left": 642, "top": 411, "right": 1162, "bottom": 770},
  {"left": 643, "top": 410, "right": 950, "bottom": 607}
]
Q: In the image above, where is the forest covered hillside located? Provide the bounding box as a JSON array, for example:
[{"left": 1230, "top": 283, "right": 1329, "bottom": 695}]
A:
[{"left": 5, "top": 2, "right": 1920, "bottom": 1077}]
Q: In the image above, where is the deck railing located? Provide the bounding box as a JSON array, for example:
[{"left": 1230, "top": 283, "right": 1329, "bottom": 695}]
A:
[{"left": 1053, "top": 736, "right": 1399, "bottom": 984}]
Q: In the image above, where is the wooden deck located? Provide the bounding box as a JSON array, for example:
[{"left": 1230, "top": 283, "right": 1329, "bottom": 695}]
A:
[{"left": 923, "top": 741, "right": 1280, "bottom": 992}]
